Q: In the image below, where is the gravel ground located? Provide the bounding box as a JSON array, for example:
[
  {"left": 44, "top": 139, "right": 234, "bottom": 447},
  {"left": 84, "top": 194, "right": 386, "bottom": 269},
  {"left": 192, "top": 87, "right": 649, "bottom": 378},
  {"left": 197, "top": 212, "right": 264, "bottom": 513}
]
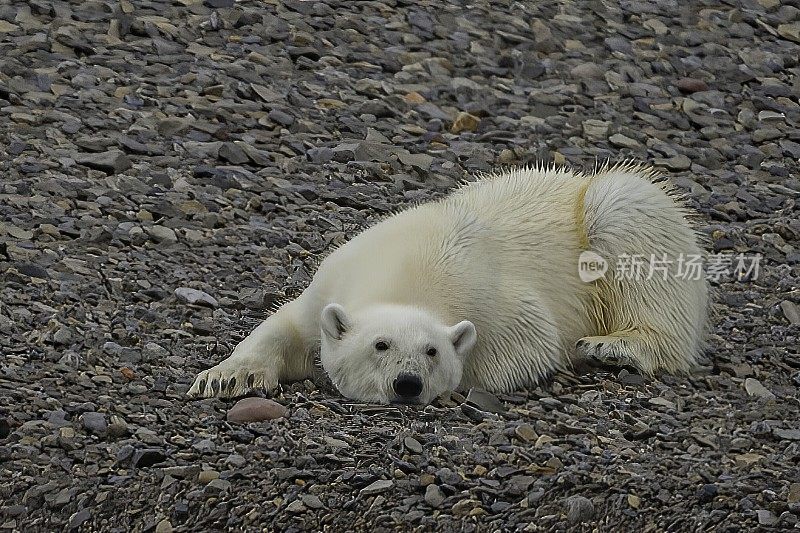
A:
[{"left": 1, "top": 0, "right": 799, "bottom": 531}]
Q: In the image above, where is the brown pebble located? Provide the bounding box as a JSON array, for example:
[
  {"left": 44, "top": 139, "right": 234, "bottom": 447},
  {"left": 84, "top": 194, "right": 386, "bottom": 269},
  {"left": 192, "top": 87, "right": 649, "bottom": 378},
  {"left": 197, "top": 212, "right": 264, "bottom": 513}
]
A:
[
  {"left": 226, "top": 397, "right": 288, "bottom": 423},
  {"left": 674, "top": 77, "right": 709, "bottom": 93},
  {"left": 450, "top": 111, "right": 480, "bottom": 134}
]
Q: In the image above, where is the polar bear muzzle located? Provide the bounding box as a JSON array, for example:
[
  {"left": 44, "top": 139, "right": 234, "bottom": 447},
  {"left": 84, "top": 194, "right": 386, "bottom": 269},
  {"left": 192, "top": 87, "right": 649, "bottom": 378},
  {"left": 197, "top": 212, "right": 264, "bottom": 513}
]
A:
[{"left": 392, "top": 372, "right": 424, "bottom": 402}]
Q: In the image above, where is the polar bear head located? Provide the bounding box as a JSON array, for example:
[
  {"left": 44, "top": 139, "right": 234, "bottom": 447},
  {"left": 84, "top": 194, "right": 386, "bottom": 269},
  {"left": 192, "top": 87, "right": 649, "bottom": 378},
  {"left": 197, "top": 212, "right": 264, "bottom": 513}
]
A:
[{"left": 319, "top": 303, "right": 477, "bottom": 404}]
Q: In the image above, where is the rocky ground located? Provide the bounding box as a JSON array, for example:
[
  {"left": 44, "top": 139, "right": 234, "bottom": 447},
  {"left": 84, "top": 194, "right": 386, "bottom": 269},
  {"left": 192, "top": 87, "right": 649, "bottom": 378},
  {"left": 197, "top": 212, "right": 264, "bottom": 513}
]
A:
[{"left": 1, "top": 0, "right": 799, "bottom": 531}]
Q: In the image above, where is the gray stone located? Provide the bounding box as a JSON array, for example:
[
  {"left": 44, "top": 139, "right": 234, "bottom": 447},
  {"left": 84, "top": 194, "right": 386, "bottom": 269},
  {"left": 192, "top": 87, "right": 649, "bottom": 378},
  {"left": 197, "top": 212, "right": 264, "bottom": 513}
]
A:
[
  {"left": 583, "top": 119, "right": 610, "bottom": 140},
  {"left": 780, "top": 301, "right": 800, "bottom": 325},
  {"left": 566, "top": 495, "right": 595, "bottom": 524},
  {"left": 744, "top": 378, "right": 775, "bottom": 399},
  {"left": 155, "top": 519, "right": 173, "bottom": 533},
  {"left": 145, "top": 225, "right": 178, "bottom": 244},
  {"left": 773, "top": 428, "right": 800, "bottom": 441},
  {"left": 67, "top": 509, "right": 91, "bottom": 530},
  {"left": 75, "top": 150, "right": 132, "bottom": 174},
  {"left": 403, "top": 436, "right": 423, "bottom": 454},
  {"left": 174, "top": 287, "right": 218, "bottom": 308},
  {"left": 424, "top": 484, "right": 445, "bottom": 507},
  {"left": 465, "top": 388, "right": 506, "bottom": 414},
  {"left": 205, "top": 478, "right": 232, "bottom": 493},
  {"left": 777, "top": 22, "right": 800, "bottom": 43},
  {"left": 80, "top": 412, "right": 107, "bottom": 435},
  {"left": 608, "top": 133, "right": 640, "bottom": 149},
  {"left": 655, "top": 154, "right": 692, "bottom": 171},
  {"left": 757, "top": 509, "right": 778, "bottom": 526},
  {"left": 301, "top": 495, "right": 324, "bottom": 509},
  {"left": 360, "top": 479, "right": 393, "bottom": 496}
]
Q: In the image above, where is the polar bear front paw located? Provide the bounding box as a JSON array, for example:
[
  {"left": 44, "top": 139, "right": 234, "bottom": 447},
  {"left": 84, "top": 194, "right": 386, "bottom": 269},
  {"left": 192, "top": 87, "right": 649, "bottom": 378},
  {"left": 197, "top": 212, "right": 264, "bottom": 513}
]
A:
[
  {"left": 575, "top": 335, "right": 639, "bottom": 370},
  {"left": 188, "top": 360, "right": 278, "bottom": 399}
]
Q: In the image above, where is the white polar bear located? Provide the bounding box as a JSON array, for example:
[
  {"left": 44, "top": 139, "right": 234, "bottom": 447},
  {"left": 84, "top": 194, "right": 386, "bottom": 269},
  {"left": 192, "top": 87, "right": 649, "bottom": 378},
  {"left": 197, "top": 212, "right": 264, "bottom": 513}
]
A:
[{"left": 189, "top": 163, "right": 709, "bottom": 404}]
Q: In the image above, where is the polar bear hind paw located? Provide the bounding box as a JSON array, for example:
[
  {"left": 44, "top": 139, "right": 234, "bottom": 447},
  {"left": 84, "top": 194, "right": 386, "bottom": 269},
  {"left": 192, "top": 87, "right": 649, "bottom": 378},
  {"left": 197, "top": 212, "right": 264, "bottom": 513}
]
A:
[
  {"left": 188, "top": 364, "right": 276, "bottom": 399},
  {"left": 576, "top": 335, "right": 642, "bottom": 371}
]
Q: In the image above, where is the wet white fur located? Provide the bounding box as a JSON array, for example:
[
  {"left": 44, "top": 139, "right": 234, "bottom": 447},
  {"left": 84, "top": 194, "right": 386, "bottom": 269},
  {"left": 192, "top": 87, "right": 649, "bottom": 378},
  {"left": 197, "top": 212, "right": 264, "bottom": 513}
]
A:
[{"left": 189, "top": 163, "right": 708, "bottom": 403}]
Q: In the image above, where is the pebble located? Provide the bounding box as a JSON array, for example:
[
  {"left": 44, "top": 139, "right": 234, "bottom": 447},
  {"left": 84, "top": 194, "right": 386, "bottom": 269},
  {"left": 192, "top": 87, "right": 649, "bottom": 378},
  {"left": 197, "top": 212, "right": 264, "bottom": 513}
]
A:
[
  {"left": 174, "top": 287, "right": 219, "bottom": 308},
  {"left": 628, "top": 494, "right": 641, "bottom": 509},
  {"left": 424, "top": 484, "right": 445, "bottom": 507},
  {"left": 674, "top": 78, "right": 709, "bottom": 93},
  {"left": 132, "top": 449, "right": 167, "bottom": 468},
  {"left": 780, "top": 301, "right": 800, "bottom": 325},
  {"left": 744, "top": 378, "right": 776, "bottom": 399},
  {"left": 777, "top": 22, "right": 800, "bottom": 43},
  {"left": 198, "top": 470, "right": 220, "bottom": 484},
  {"left": 360, "top": 479, "right": 394, "bottom": 496},
  {"left": 286, "top": 500, "right": 306, "bottom": 513},
  {"left": 75, "top": 150, "right": 131, "bottom": 174},
  {"left": 80, "top": 412, "right": 108, "bottom": 435},
  {"left": 757, "top": 509, "right": 778, "bottom": 526},
  {"left": 403, "top": 436, "right": 423, "bottom": 454},
  {"left": 465, "top": 388, "right": 506, "bottom": 414},
  {"left": 227, "top": 398, "right": 288, "bottom": 423},
  {"left": 789, "top": 483, "right": 800, "bottom": 504},
  {"left": 773, "top": 428, "right": 800, "bottom": 441},
  {"left": 566, "top": 495, "right": 595, "bottom": 524},
  {"left": 155, "top": 519, "right": 173, "bottom": 533},
  {"left": 514, "top": 424, "right": 538, "bottom": 442},
  {"left": 301, "top": 495, "right": 324, "bottom": 509},
  {"left": 609, "top": 133, "right": 640, "bottom": 149},
  {"left": 656, "top": 154, "right": 692, "bottom": 170},
  {"left": 450, "top": 112, "right": 480, "bottom": 133},
  {"left": 696, "top": 484, "right": 718, "bottom": 503},
  {"left": 145, "top": 226, "right": 178, "bottom": 244},
  {"left": 583, "top": 119, "right": 610, "bottom": 140},
  {"left": 205, "top": 479, "right": 232, "bottom": 493},
  {"left": 67, "top": 509, "right": 91, "bottom": 530}
]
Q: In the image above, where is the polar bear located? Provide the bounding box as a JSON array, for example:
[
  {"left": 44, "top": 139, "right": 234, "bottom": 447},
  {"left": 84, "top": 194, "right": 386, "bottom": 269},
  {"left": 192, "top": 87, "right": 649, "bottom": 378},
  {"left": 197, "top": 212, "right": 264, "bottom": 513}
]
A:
[{"left": 188, "top": 163, "right": 708, "bottom": 404}]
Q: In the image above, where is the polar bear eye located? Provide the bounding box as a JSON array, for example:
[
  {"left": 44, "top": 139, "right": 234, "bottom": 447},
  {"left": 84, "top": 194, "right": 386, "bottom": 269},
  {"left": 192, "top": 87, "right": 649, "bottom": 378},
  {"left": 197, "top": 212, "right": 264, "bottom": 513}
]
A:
[
  {"left": 375, "top": 341, "right": 389, "bottom": 351},
  {"left": 426, "top": 347, "right": 437, "bottom": 357}
]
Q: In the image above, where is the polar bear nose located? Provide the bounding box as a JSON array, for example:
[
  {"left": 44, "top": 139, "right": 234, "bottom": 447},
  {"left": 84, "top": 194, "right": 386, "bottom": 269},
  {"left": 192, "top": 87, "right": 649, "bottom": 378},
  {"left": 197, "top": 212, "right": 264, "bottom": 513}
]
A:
[{"left": 393, "top": 373, "right": 423, "bottom": 399}]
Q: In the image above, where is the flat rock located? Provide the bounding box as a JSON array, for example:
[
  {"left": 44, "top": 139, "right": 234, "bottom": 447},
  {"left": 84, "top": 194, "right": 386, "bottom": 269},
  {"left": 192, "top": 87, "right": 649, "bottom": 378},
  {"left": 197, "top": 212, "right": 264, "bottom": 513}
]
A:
[
  {"left": 780, "top": 301, "right": 800, "bottom": 325},
  {"left": 777, "top": 22, "right": 800, "bottom": 43},
  {"left": 174, "top": 287, "right": 219, "bottom": 308},
  {"left": 360, "top": 479, "right": 393, "bottom": 496},
  {"left": 744, "top": 378, "right": 776, "bottom": 399},
  {"left": 465, "top": 388, "right": 506, "bottom": 414},
  {"left": 609, "top": 133, "right": 640, "bottom": 149},
  {"left": 583, "top": 119, "right": 610, "bottom": 140},
  {"left": 75, "top": 150, "right": 132, "bottom": 174},
  {"left": 773, "top": 428, "right": 800, "bottom": 441},
  {"left": 226, "top": 398, "right": 288, "bottom": 423}
]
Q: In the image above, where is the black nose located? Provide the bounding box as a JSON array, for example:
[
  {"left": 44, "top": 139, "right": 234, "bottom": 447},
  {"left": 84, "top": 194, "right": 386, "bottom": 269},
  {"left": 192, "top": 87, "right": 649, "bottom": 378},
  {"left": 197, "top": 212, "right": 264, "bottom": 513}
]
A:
[{"left": 393, "top": 373, "right": 423, "bottom": 399}]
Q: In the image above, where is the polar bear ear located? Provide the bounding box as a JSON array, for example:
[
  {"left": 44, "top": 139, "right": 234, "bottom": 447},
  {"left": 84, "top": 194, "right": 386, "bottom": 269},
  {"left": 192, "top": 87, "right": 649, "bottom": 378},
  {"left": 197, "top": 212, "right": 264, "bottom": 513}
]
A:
[
  {"left": 321, "top": 303, "right": 351, "bottom": 340},
  {"left": 448, "top": 320, "right": 477, "bottom": 358}
]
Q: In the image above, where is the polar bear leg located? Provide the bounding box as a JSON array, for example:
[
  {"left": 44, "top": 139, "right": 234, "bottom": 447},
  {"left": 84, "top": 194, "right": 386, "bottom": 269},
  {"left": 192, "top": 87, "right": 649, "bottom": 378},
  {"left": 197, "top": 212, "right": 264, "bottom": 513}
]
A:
[
  {"left": 580, "top": 169, "right": 708, "bottom": 375},
  {"left": 575, "top": 334, "right": 640, "bottom": 369},
  {"left": 575, "top": 332, "right": 674, "bottom": 374},
  {"left": 188, "top": 298, "right": 315, "bottom": 398}
]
